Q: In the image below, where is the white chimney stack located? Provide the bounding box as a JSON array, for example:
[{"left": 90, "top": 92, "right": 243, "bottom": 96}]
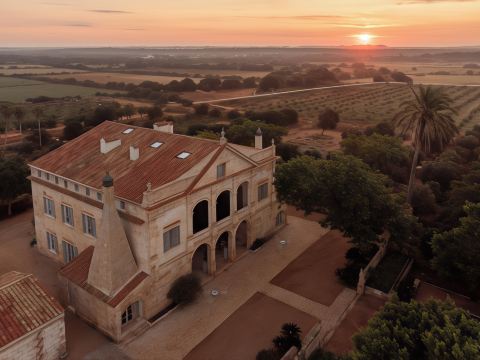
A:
[
  {"left": 255, "top": 128, "right": 263, "bottom": 150},
  {"left": 153, "top": 121, "right": 174, "bottom": 134},
  {"left": 100, "top": 138, "right": 121, "bottom": 154},
  {"left": 129, "top": 145, "right": 139, "bottom": 161}
]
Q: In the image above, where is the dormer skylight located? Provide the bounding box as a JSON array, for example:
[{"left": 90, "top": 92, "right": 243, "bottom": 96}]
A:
[
  {"left": 122, "top": 128, "right": 134, "bottom": 134},
  {"left": 177, "top": 151, "right": 191, "bottom": 159},
  {"left": 150, "top": 141, "right": 163, "bottom": 149}
]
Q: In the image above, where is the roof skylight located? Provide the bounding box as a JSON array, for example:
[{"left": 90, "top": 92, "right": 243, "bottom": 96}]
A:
[
  {"left": 122, "top": 128, "right": 134, "bottom": 134},
  {"left": 177, "top": 152, "right": 191, "bottom": 159},
  {"left": 150, "top": 141, "right": 163, "bottom": 148}
]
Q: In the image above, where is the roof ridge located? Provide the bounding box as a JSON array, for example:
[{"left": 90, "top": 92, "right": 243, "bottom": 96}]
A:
[{"left": 0, "top": 272, "right": 29, "bottom": 290}]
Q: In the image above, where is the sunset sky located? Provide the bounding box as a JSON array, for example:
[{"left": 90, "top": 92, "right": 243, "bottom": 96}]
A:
[{"left": 2, "top": 0, "right": 480, "bottom": 47}]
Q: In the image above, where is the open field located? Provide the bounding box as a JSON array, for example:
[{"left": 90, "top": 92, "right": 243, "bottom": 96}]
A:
[
  {"left": 0, "top": 76, "right": 119, "bottom": 102},
  {"left": 39, "top": 71, "right": 203, "bottom": 85},
  {"left": 0, "top": 67, "right": 84, "bottom": 75},
  {"left": 410, "top": 74, "right": 480, "bottom": 85}
]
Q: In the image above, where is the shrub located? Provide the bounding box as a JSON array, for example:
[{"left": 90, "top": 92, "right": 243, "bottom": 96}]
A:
[
  {"left": 317, "top": 108, "right": 339, "bottom": 134},
  {"left": 276, "top": 143, "right": 300, "bottom": 162},
  {"left": 456, "top": 135, "right": 480, "bottom": 150},
  {"left": 227, "top": 109, "right": 241, "bottom": 119},
  {"left": 167, "top": 274, "right": 201, "bottom": 305},
  {"left": 194, "top": 103, "right": 209, "bottom": 116},
  {"left": 208, "top": 108, "right": 222, "bottom": 118},
  {"left": 63, "top": 121, "right": 84, "bottom": 140},
  {"left": 250, "top": 239, "right": 264, "bottom": 251},
  {"left": 256, "top": 349, "right": 279, "bottom": 360},
  {"left": 420, "top": 161, "right": 462, "bottom": 191}
]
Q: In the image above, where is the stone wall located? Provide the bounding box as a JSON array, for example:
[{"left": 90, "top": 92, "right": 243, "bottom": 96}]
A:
[{"left": 0, "top": 315, "right": 66, "bottom": 360}]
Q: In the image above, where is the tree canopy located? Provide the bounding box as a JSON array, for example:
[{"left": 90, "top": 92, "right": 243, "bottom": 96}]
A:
[
  {"left": 317, "top": 108, "right": 340, "bottom": 134},
  {"left": 352, "top": 298, "right": 480, "bottom": 360},
  {"left": 275, "top": 155, "right": 415, "bottom": 250},
  {"left": 226, "top": 119, "right": 287, "bottom": 148},
  {"left": 432, "top": 202, "right": 480, "bottom": 294},
  {"left": 0, "top": 156, "right": 30, "bottom": 216},
  {"left": 341, "top": 134, "right": 409, "bottom": 179}
]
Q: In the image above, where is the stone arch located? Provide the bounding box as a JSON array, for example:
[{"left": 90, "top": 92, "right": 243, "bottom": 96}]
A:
[
  {"left": 216, "top": 190, "right": 231, "bottom": 222},
  {"left": 236, "top": 182, "right": 249, "bottom": 211},
  {"left": 235, "top": 220, "right": 249, "bottom": 256},
  {"left": 193, "top": 200, "right": 209, "bottom": 234},
  {"left": 192, "top": 243, "right": 210, "bottom": 275}
]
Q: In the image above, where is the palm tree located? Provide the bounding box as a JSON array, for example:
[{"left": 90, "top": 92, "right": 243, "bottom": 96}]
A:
[
  {"left": 13, "top": 106, "right": 25, "bottom": 134},
  {"left": 32, "top": 107, "right": 44, "bottom": 147},
  {"left": 394, "top": 85, "right": 458, "bottom": 202}
]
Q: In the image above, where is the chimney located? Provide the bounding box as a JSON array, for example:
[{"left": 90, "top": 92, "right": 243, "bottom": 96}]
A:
[
  {"left": 100, "top": 138, "right": 121, "bottom": 154},
  {"left": 153, "top": 121, "right": 174, "bottom": 134},
  {"left": 255, "top": 128, "right": 263, "bottom": 150},
  {"left": 220, "top": 128, "right": 227, "bottom": 145},
  {"left": 130, "top": 145, "right": 139, "bottom": 161},
  {"left": 87, "top": 174, "right": 138, "bottom": 296}
]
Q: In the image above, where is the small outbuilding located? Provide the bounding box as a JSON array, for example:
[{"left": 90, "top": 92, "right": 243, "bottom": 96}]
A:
[{"left": 0, "top": 271, "right": 66, "bottom": 360}]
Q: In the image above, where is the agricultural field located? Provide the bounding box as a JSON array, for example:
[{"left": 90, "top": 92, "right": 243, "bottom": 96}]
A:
[
  {"left": 0, "top": 76, "right": 119, "bottom": 102},
  {"left": 0, "top": 66, "right": 84, "bottom": 75},
  {"left": 222, "top": 83, "right": 480, "bottom": 152},
  {"left": 39, "top": 72, "right": 203, "bottom": 85},
  {"left": 140, "top": 67, "right": 271, "bottom": 78}
]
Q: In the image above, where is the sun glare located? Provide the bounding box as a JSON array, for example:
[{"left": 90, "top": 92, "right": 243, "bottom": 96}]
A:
[{"left": 356, "top": 33, "right": 374, "bottom": 45}]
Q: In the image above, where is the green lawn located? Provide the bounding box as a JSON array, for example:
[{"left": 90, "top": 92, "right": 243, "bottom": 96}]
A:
[
  {"left": 0, "top": 76, "right": 119, "bottom": 103},
  {"left": 366, "top": 252, "right": 409, "bottom": 293}
]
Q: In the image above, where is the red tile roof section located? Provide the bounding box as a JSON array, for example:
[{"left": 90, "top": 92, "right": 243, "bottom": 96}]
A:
[
  {"left": 0, "top": 272, "right": 64, "bottom": 348},
  {"left": 30, "top": 121, "right": 221, "bottom": 203},
  {"left": 59, "top": 247, "right": 148, "bottom": 307}
]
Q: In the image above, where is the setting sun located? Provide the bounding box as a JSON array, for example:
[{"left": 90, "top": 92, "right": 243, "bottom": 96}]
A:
[{"left": 356, "top": 33, "right": 374, "bottom": 45}]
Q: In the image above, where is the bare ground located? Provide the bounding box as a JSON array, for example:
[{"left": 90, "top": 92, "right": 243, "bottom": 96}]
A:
[
  {"left": 270, "top": 230, "right": 350, "bottom": 306},
  {"left": 184, "top": 292, "right": 317, "bottom": 360}
]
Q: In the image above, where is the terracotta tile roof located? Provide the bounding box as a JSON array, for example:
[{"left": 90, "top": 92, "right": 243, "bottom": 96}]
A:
[
  {"left": 30, "top": 121, "right": 221, "bottom": 203},
  {"left": 59, "top": 247, "right": 148, "bottom": 307},
  {"left": 0, "top": 272, "right": 64, "bottom": 348}
]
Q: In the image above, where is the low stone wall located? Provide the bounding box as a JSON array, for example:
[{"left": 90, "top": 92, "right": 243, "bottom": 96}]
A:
[{"left": 356, "top": 241, "right": 388, "bottom": 296}]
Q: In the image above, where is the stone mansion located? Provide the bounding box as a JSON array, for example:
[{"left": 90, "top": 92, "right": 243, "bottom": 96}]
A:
[{"left": 29, "top": 120, "right": 285, "bottom": 342}]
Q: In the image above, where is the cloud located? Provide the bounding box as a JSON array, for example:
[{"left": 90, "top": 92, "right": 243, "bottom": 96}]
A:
[
  {"left": 235, "top": 15, "right": 348, "bottom": 21},
  {"left": 64, "top": 23, "right": 91, "bottom": 27},
  {"left": 397, "top": 0, "right": 476, "bottom": 4},
  {"left": 88, "top": 9, "right": 133, "bottom": 14}
]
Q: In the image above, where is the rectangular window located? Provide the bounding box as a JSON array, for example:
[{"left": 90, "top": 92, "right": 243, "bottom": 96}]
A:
[
  {"left": 62, "top": 240, "right": 78, "bottom": 263},
  {"left": 46, "top": 173, "right": 50, "bottom": 181},
  {"left": 86, "top": 188, "right": 90, "bottom": 196},
  {"left": 258, "top": 183, "right": 269, "bottom": 201},
  {"left": 63, "top": 180, "right": 68, "bottom": 189},
  {"left": 74, "top": 184, "right": 79, "bottom": 192},
  {"left": 82, "top": 214, "right": 96, "bottom": 237},
  {"left": 61, "top": 204, "right": 74, "bottom": 226},
  {"left": 217, "top": 163, "right": 226, "bottom": 179},
  {"left": 163, "top": 226, "right": 180, "bottom": 252},
  {"left": 97, "top": 192, "right": 102, "bottom": 201},
  {"left": 121, "top": 302, "right": 140, "bottom": 326},
  {"left": 43, "top": 197, "right": 55, "bottom": 218},
  {"left": 46, "top": 232, "right": 58, "bottom": 253},
  {"left": 37, "top": 170, "right": 42, "bottom": 177},
  {"left": 55, "top": 176, "right": 59, "bottom": 185},
  {"left": 119, "top": 201, "right": 126, "bottom": 210}
]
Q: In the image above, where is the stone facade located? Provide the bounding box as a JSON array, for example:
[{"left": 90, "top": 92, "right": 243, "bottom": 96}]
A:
[
  {"left": 0, "top": 316, "right": 66, "bottom": 360},
  {"left": 30, "top": 123, "right": 286, "bottom": 342}
]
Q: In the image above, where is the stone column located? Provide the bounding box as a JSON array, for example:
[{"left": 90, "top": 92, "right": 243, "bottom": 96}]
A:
[{"left": 208, "top": 245, "right": 216, "bottom": 275}]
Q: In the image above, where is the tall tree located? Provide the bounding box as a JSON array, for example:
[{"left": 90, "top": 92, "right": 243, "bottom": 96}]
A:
[
  {"left": 275, "top": 155, "right": 414, "bottom": 251},
  {"left": 394, "top": 85, "right": 457, "bottom": 202},
  {"left": 13, "top": 106, "right": 25, "bottom": 134},
  {"left": 32, "top": 107, "right": 44, "bottom": 147},
  {"left": 0, "top": 157, "right": 30, "bottom": 216}
]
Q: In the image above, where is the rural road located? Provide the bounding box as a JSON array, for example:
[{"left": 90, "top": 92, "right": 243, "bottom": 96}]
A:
[{"left": 193, "top": 81, "right": 480, "bottom": 104}]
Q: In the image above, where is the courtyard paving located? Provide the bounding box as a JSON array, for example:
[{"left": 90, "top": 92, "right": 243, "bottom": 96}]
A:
[{"left": 123, "top": 216, "right": 331, "bottom": 359}]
